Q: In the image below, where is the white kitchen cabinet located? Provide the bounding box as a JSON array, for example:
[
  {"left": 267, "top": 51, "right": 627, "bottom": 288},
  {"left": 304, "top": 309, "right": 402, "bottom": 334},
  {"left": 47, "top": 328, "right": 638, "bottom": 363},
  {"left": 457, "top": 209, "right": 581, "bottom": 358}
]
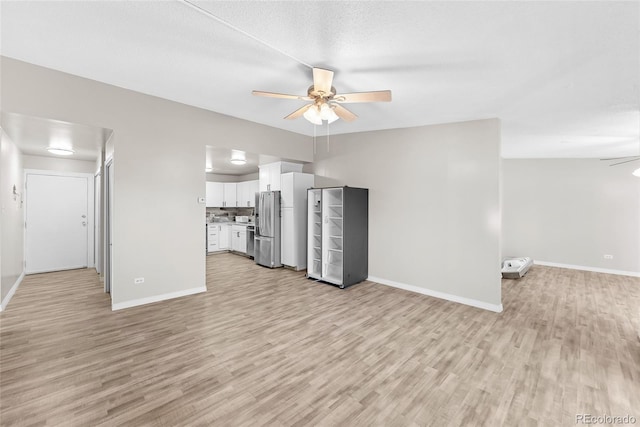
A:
[
  {"left": 223, "top": 183, "right": 237, "bottom": 207},
  {"left": 237, "top": 180, "right": 259, "bottom": 207},
  {"left": 259, "top": 161, "right": 303, "bottom": 192},
  {"left": 207, "top": 223, "right": 219, "bottom": 252},
  {"left": 207, "top": 223, "right": 231, "bottom": 252},
  {"left": 219, "top": 224, "right": 231, "bottom": 250},
  {"left": 280, "top": 172, "right": 314, "bottom": 270},
  {"left": 206, "top": 182, "right": 224, "bottom": 207},
  {"left": 231, "top": 225, "right": 247, "bottom": 254}
]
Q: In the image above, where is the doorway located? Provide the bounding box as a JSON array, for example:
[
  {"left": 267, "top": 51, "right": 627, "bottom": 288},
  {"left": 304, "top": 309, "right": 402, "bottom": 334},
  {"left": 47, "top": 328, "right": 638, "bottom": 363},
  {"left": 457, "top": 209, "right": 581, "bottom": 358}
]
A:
[{"left": 25, "top": 170, "right": 94, "bottom": 274}]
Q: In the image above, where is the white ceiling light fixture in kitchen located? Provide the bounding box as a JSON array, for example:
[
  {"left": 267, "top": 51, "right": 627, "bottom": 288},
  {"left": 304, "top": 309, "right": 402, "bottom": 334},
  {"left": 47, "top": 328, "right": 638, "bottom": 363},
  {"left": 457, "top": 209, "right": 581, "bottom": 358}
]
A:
[{"left": 230, "top": 150, "right": 247, "bottom": 165}]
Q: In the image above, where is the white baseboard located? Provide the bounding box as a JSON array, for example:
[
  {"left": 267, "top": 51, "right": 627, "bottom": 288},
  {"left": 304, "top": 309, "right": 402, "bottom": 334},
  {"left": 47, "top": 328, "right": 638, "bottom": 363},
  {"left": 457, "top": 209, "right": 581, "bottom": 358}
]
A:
[
  {"left": 534, "top": 260, "right": 640, "bottom": 278},
  {"left": 367, "top": 276, "right": 503, "bottom": 313},
  {"left": 0, "top": 271, "right": 25, "bottom": 312},
  {"left": 111, "top": 285, "right": 207, "bottom": 311}
]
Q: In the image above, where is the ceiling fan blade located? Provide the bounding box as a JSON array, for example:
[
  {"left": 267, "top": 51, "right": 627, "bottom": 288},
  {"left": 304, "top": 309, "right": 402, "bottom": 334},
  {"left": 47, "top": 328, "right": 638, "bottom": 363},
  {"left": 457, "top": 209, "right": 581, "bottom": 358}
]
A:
[
  {"left": 600, "top": 156, "right": 640, "bottom": 161},
  {"left": 335, "top": 90, "right": 392, "bottom": 103},
  {"left": 313, "top": 68, "right": 334, "bottom": 95},
  {"left": 610, "top": 157, "right": 640, "bottom": 166},
  {"left": 332, "top": 104, "right": 358, "bottom": 122},
  {"left": 284, "top": 104, "right": 311, "bottom": 120},
  {"left": 252, "top": 90, "right": 310, "bottom": 101}
]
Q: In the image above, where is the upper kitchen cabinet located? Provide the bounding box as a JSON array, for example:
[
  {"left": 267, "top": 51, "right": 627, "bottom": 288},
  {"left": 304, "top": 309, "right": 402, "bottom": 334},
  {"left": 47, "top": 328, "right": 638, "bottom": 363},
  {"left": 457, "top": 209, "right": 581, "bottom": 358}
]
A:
[
  {"left": 206, "top": 182, "right": 239, "bottom": 207},
  {"left": 237, "top": 180, "right": 259, "bottom": 208},
  {"left": 223, "top": 183, "right": 237, "bottom": 207},
  {"left": 206, "top": 182, "right": 224, "bottom": 207},
  {"left": 259, "top": 161, "right": 303, "bottom": 192}
]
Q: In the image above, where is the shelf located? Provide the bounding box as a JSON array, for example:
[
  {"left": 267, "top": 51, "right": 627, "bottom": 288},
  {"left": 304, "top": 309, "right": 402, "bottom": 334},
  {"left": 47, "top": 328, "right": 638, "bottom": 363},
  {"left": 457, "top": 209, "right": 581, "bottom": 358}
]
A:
[
  {"left": 329, "top": 235, "right": 342, "bottom": 238},
  {"left": 328, "top": 217, "right": 343, "bottom": 220},
  {"left": 328, "top": 204, "right": 343, "bottom": 208},
  {"left": 328, "top": 248, "right": 342, "bottom": 253}
]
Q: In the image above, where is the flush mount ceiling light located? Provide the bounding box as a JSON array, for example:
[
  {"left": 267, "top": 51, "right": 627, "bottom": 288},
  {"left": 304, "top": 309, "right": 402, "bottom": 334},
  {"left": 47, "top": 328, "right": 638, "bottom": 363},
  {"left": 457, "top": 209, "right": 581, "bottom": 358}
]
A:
[
  {"left": 253, "top": 67, "right": 391, "bottom": 125},
  {"left": 47, "top": 147, "right": 75, "bottom": 156},
  {"left": 205, "top": 166, "right": 213, "bottom": 172},
  {"left": 230, "top": 150, "right": 246, "bottom": 165}
]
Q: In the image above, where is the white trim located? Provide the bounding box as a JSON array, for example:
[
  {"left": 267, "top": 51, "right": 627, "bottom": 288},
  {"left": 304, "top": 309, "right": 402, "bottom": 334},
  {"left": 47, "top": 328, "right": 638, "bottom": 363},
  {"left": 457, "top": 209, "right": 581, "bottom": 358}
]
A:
[
  {"left": 533, "top": 260, "right": 640, "bottom": 278},
  {"left": 111, "top": 285, "right": 207, "bottom": 311},
  {"left": 368, "top": 276, "right": 503, "bottom": 313},
  {"left": 0, "top": 271, "right": 25, "bottom": 312}
]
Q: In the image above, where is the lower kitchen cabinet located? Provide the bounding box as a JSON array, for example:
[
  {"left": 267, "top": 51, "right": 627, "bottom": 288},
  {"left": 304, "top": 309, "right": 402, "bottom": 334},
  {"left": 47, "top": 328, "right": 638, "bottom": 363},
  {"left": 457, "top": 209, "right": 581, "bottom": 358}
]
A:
[
  {"left": 207, "top": 223, "right": 231, "bottom": 253},
  {"left": 231, "top": 225, "right": 247, "bottom": 254}
]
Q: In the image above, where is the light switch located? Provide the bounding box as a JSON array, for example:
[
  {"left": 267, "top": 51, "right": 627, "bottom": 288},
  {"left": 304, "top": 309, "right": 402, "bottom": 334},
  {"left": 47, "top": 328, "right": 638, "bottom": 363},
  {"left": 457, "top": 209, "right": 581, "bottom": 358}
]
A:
[{"left": 197, "top": 197, "right": 205, "bottom": 204}]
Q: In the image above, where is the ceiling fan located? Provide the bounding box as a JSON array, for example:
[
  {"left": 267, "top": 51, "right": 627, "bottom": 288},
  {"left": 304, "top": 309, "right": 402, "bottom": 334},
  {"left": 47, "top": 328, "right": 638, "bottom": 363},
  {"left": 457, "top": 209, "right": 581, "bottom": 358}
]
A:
[
  {"left": 601, "top": 155, "right": 640, "bottom": 177},
  {"left": 252, "top": 68, "right": 391, "bottom": 125},
  {"left": 601, "top": 156, "right": 640, "bottom": 166}
]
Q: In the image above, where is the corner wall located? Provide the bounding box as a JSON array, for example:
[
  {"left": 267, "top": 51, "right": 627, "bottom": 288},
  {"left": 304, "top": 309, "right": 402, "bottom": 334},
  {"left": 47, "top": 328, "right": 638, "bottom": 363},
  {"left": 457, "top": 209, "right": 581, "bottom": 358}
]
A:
[
  {"left": 0, "top": 129, "right": 25, "bottom": 310},
  {"left": 502, "top": 159, "right": 640, "bottom": 275},
  {"left": 310, "top": 119, "right": 502, "bottom": 311}
]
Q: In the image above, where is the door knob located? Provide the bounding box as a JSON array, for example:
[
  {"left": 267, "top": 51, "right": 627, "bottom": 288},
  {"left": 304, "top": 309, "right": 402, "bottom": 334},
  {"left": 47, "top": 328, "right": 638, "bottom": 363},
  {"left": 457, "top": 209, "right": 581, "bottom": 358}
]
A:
[
  {"left": 82, "top": 221, "right": 87, "bottom": 226},
  {"left": 81, "top": 214, "right": 86, "bottom": 218}
]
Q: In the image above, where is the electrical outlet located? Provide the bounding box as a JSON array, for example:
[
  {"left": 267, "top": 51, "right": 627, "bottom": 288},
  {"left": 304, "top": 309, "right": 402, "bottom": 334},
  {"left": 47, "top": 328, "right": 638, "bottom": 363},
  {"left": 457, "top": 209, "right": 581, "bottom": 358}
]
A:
[
  {"left": 603, "top": 254, "right": 613, "bottom": 260},
  {"left": 134, "top": 277, "right": 145, "bottom": 284}
]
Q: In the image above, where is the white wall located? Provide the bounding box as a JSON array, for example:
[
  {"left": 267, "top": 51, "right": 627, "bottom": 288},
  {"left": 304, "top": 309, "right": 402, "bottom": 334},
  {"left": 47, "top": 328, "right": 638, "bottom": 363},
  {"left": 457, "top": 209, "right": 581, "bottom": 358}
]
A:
[
  {"left": 311, "top": 119, "right": 502, "bottom": 311},
  {"left": 1, "top": 57, "right": 313, "bottom": 309},
  {"left": 23, "top": 154, "right": 96, "bottom": 174},
  {"left": 502, "top": 159, "right": 640, "bottom": 275},
  {"left": 0, "top": 129, "right": 25, "bottom": 309}
]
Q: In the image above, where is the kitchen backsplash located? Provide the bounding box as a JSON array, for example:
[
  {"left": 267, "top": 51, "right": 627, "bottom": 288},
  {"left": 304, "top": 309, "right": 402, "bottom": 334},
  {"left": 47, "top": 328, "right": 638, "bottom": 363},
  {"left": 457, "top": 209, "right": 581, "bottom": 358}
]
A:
[{"left": 206, "top": 207, "right": 254, "bottom": 223}]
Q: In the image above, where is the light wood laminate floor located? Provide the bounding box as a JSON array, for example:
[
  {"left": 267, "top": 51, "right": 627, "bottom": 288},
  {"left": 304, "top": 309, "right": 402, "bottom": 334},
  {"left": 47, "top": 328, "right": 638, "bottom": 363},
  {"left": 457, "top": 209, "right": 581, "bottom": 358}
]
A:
[{"left": 1, "top": 254, "right": 639, "bottom": 426}]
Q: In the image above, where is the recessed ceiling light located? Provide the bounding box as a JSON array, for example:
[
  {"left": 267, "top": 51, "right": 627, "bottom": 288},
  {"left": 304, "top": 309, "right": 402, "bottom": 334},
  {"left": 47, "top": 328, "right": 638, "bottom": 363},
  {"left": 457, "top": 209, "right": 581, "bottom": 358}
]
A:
[{"left": 47, "top": 147, "right": 75, "bottom": 156}]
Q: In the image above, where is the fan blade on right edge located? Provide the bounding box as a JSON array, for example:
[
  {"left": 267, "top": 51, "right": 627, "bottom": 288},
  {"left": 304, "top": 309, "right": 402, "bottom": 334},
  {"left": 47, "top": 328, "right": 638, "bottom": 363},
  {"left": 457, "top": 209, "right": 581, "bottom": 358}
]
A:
[
  {"left": 253, "top": 90, "right": 311, "bottom": 101},
  {"left": 610, "top": 157, "right": 640, "bottom": 166},
  {"left": 312, "top": 68, "right": 334, "bottom": 95},
  {"left": 336, "top": 90, "right": 392, "bottom": 103},
  {"left": 284, "top": 104, "right": 311, "bottom": 120},
  {"left": 333, "top": 104, "right": 358, "bottom": 122}
]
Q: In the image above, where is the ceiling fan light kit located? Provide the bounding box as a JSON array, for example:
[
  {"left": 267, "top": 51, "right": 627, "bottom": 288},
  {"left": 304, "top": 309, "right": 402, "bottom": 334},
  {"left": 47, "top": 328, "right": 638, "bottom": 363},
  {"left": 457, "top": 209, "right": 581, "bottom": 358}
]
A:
[{"left": 253, "top": 67, "right": 391, "bottom": 125}]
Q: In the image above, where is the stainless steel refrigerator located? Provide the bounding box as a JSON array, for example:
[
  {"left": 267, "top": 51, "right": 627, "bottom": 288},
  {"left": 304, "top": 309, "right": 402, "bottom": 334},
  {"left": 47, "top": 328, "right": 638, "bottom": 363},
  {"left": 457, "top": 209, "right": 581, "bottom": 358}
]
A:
[{"left": 255, "top": 191, "right": 282, "bottom": 268}]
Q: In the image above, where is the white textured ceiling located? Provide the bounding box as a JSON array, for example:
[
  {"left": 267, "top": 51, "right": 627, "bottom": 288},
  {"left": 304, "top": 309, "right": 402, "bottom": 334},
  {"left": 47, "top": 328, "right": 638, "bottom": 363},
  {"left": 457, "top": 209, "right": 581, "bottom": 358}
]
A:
[{"left": 1, "top": 1, "right": 639, "bottom": 158}]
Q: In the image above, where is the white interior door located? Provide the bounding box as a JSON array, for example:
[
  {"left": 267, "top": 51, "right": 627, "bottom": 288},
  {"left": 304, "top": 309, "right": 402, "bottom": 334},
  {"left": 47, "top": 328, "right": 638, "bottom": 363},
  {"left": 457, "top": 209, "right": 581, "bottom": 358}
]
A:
[{"left": 26, "top": 173, "right": 89, "bottom": 273}]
